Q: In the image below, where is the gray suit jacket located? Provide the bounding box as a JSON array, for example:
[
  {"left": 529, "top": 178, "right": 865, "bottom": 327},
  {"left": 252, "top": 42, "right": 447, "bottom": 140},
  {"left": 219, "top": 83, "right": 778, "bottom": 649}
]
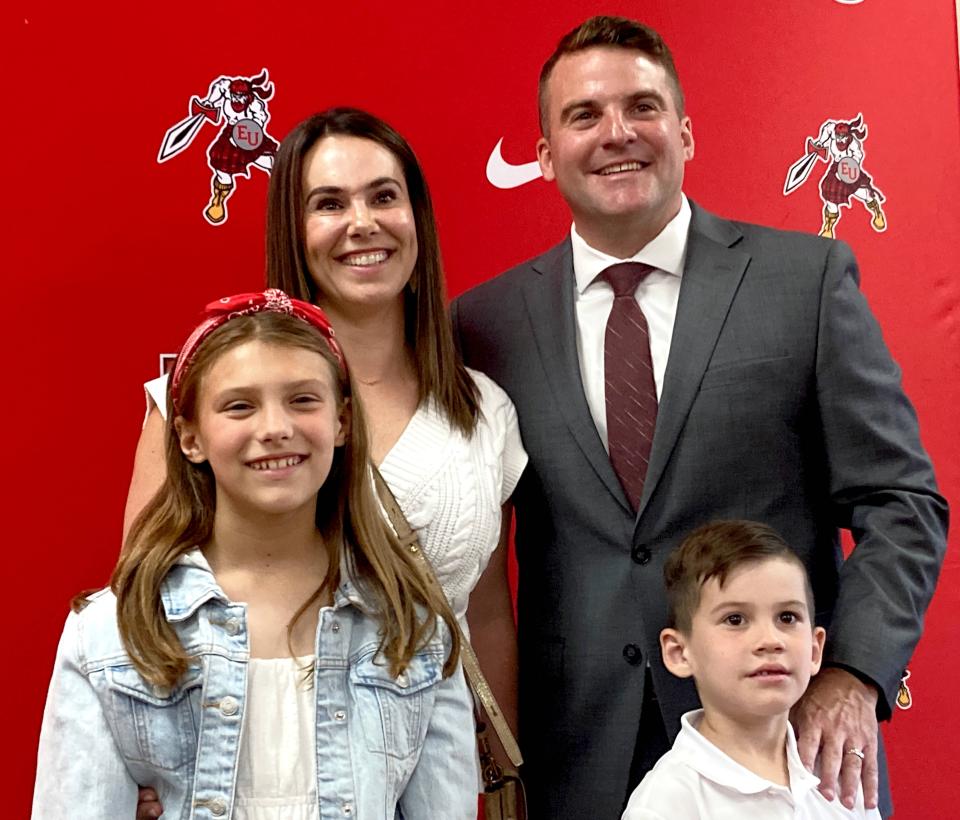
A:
[{"left": 451, "top": 203, "right": 947, "bottom": 820}]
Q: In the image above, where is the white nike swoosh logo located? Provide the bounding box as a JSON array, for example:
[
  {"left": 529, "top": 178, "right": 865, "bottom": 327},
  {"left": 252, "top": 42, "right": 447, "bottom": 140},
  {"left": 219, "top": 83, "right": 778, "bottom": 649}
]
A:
[{"left": 486, "top": 138, "right": 542, "bottom": 189}]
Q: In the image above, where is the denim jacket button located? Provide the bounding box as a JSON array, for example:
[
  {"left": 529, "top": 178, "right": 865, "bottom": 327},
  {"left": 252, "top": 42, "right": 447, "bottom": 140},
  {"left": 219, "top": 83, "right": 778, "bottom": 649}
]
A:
[
  {"left": 331, "top": 621, "right": 341, "bottom": 633},
  {"left": 343, "top": 803, "right": 353, "bottom": 815},
  {"left": 396, "top": 672, "right": 409, "bottom": 688},
  {"left": 209, "top": 797, "right": 227, "bottom": 816},
  {"left": 224, "top": 618, "right": 241, "bottom": 636},
  {"left": 334, "top": 709, "right": 346, "bottom": 721},
  {"left": 219, "top": 696, "right": 240, "bottom": 717}
]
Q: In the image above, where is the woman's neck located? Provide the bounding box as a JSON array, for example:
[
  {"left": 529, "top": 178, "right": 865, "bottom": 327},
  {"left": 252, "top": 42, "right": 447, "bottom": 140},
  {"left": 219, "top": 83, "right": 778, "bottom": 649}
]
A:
[
  {"left": 695, "top": 710, "right": 790, "bottom": 786},
  {"left": 321, "top": 298, "right": 413, "bottom": 388},
  {"left": 321, "top": 296, "right": 421, "bottom": 464}
]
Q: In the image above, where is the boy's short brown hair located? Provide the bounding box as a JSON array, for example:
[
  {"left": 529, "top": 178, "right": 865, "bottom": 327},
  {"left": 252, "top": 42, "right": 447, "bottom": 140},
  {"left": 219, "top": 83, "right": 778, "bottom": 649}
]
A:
[{"left": 664, "top": 520, "right": 815, "bottom": 633}]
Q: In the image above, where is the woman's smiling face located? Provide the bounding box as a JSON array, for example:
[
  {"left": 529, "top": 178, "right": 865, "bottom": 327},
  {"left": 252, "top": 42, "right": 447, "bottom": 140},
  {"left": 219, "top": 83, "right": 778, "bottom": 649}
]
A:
[{"left": 301, "top": 135, "right": 418, "bottom": 316}]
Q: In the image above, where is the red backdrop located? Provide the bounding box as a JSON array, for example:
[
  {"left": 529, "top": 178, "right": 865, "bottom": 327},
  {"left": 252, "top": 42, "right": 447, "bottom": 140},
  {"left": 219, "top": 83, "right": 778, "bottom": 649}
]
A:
[{"left": 7, "top": 1, "right": 959, "bottom": 817}]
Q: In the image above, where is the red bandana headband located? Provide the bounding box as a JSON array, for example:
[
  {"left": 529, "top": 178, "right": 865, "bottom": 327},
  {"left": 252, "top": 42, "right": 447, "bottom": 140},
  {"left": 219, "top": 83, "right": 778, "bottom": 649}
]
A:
[{"left": 170, "top": 288, "right": 346, "bottom": 415}]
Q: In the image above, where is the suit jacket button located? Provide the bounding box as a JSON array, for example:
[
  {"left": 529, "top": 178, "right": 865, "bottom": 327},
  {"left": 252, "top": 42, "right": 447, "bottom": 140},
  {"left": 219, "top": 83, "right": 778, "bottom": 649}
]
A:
[
  {"left": 631, "top": 546, "right": 651, "bottom": 565},
  {"left": 623, "top": 643, "right": 643, "bottom": 666}
]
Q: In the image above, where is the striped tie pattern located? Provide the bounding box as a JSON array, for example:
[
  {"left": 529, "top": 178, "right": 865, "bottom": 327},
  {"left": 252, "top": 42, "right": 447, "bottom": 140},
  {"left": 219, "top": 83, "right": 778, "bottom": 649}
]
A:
[{"left": 602, "top": 262, "right": 658, "bottom": 511}]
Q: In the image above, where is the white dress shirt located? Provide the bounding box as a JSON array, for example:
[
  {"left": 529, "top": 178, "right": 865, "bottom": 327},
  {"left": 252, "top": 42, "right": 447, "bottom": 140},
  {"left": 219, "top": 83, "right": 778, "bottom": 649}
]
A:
[
  {"left": 571, "top": 195, "right": 690, "bottom": 451},
  {"left": 621, "top": 710, "right": 881, "bottom": 820}
]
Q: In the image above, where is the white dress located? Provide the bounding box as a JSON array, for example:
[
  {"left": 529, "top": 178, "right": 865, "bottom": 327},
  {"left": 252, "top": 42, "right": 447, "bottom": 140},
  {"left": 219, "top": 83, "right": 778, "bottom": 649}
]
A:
[
  {"left": 234, "top": 657, "right": 318, "bottom": 820},
  {"left": 374, "top": 369, "right": 527, "bottom": 631}
]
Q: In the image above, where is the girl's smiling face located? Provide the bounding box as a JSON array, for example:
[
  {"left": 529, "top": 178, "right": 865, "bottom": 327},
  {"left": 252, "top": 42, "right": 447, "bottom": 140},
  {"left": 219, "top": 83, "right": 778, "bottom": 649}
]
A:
[{"left": 177, "top": 339, "right": 348, "bottom": 522}]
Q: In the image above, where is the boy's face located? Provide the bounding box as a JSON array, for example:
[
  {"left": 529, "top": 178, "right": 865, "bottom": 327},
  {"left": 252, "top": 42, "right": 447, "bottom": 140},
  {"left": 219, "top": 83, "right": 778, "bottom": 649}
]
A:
[{"left": 660, "top": 558, "right": 826, "bottom": 725}]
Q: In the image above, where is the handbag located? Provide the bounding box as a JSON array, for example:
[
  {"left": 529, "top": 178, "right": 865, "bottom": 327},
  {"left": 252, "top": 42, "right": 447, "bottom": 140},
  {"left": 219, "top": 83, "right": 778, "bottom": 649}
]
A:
[
  {"left": 476, "top": 716, "right": 525, "bottom": 820},
  {"left": 372, "top": 467, "right": 526, "bottom": 820}
]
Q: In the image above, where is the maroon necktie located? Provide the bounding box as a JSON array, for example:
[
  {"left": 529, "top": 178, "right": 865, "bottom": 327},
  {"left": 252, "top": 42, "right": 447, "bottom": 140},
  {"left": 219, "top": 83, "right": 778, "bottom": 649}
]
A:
[{"left": 602, "top": 262, "right": 658, "bottom": 511}]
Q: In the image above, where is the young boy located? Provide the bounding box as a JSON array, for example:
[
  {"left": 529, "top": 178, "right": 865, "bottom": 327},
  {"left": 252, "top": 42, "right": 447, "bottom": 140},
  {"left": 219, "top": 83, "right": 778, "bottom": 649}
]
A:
[{"left": 622, "top": 520, "right": 881, "bottom": 819}]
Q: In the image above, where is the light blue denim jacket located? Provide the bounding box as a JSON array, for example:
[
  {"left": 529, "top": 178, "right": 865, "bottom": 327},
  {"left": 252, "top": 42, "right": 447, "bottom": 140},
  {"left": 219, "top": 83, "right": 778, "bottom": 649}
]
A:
[{"left": 33, "top": 551, "right": 478, "bottom": 820}]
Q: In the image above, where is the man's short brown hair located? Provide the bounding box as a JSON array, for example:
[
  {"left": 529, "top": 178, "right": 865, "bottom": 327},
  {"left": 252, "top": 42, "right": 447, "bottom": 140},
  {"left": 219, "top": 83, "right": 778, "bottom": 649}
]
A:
[
  {"left": 664, "top": 520, "right": 815, "bottom": 634},
  {"left": 538, "top": 15, "right": 686, "bottom": 132}
]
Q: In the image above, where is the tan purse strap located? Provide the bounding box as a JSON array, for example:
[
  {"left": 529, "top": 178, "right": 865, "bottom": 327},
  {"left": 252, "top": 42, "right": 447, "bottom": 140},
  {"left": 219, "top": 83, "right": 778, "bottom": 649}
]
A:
[{"left": 372, "top": 466, "right": 523, "bottom": 768}]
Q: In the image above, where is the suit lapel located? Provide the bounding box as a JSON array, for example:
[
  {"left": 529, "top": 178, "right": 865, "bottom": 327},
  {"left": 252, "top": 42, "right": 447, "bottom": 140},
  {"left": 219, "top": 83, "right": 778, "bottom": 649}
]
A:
[
  {"left": 636, "top": 204, "right": 752, "bottom": 521},
  {"left": 523, "top": 240, "right": 632, "bottom": 512}
]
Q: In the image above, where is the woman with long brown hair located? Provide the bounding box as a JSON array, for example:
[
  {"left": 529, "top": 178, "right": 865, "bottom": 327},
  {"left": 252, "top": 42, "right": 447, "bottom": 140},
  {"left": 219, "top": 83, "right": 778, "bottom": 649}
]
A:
[{"left": 126, "top": 108, "right": 526, "bottom": 816}]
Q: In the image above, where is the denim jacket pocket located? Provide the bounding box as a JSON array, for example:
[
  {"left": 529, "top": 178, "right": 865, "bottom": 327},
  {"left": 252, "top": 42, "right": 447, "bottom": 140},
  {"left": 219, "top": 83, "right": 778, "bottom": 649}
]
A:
[
  {"left": 105, "top": 665, "right": 203, "bottom": 771},
  {"left": 350, "top": 648, "right": 443, "bottom": 759}
]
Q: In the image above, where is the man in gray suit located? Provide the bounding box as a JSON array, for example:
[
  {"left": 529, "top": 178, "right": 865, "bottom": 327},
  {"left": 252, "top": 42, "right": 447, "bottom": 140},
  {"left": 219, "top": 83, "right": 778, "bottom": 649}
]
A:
[{"left": 451, "top": 16, "right": 947, "bottom": 820}]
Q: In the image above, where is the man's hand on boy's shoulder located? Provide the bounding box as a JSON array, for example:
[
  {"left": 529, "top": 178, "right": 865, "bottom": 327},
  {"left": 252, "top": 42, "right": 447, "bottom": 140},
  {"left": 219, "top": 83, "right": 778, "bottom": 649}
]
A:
[{"left": 791, "top": 667, "right": 880, "bottom": 812}]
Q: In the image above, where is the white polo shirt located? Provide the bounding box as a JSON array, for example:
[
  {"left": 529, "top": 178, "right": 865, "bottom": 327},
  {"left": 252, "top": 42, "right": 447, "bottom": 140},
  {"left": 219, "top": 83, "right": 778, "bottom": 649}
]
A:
[{"left": 621, "top": 710, "right": 881, "bottom": 820}]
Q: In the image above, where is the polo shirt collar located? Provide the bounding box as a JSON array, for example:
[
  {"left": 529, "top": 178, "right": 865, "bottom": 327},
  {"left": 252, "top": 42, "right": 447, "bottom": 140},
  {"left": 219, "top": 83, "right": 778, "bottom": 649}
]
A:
[{"left": 674, "top": 709, "right": 822, "bottom": 804}]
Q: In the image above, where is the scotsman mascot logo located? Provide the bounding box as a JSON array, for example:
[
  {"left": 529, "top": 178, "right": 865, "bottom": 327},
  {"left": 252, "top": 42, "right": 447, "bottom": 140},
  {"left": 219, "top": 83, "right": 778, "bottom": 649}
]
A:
[
  {"left": 158, "top": 69, "right": 279, "bottom": 226},
  {"left": 784, "top": 114, "right": 886, "bottom": 239}
]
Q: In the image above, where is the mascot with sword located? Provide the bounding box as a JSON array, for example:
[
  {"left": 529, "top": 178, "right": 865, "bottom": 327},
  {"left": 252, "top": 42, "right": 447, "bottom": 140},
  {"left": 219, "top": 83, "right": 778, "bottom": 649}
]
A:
[
  {"left": 158, "top": 69, "right": 278, "bottom": 225},
  {"left": 784, "top": 113, "right": 887, "bottom": 239}
]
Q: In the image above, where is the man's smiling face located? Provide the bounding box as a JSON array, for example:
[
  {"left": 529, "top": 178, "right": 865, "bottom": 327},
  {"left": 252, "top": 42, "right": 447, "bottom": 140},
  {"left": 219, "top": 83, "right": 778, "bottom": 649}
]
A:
[{"left": 537, "top": 46, "right": 694, "bottom": 254}]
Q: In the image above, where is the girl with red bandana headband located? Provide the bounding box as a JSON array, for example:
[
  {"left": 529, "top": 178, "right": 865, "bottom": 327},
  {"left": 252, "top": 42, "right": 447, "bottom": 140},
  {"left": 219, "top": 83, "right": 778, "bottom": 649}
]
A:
[{"left": 33, "top": 291, "right": 477, "bottom": 819}]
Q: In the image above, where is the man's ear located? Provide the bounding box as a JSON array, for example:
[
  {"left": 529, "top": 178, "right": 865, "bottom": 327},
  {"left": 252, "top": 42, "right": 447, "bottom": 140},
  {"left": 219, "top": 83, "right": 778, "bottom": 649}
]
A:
[
  {"left": 680, "top": 115, "right": 695, "bottom": 162},
  {"left": 336, "top": 398, "right": 350, "bottom": 447},
  {"left": 810, "top": 625, "right": 827, "bottom": 676},
  {"left": 536, "top": 136, "right": 556, "bottom": 182},
  {"left": 175, "top": 416, "right": 206, "bottom": 464},
  {"left": 661, "top": 627, "right": 694, "bottom": 679}
]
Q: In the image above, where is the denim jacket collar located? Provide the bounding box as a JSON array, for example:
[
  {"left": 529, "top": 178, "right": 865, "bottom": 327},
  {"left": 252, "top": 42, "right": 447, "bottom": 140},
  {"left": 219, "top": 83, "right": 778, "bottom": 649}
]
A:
[{"left": 160, "top": 548, "right": 373, "bottom": 622}]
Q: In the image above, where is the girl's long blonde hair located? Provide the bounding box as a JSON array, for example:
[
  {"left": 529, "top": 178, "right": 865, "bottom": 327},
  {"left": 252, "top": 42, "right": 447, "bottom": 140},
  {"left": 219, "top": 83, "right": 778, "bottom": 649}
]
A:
[{"left": 110, "top": 312, "right": 460, "bottom": 687}]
